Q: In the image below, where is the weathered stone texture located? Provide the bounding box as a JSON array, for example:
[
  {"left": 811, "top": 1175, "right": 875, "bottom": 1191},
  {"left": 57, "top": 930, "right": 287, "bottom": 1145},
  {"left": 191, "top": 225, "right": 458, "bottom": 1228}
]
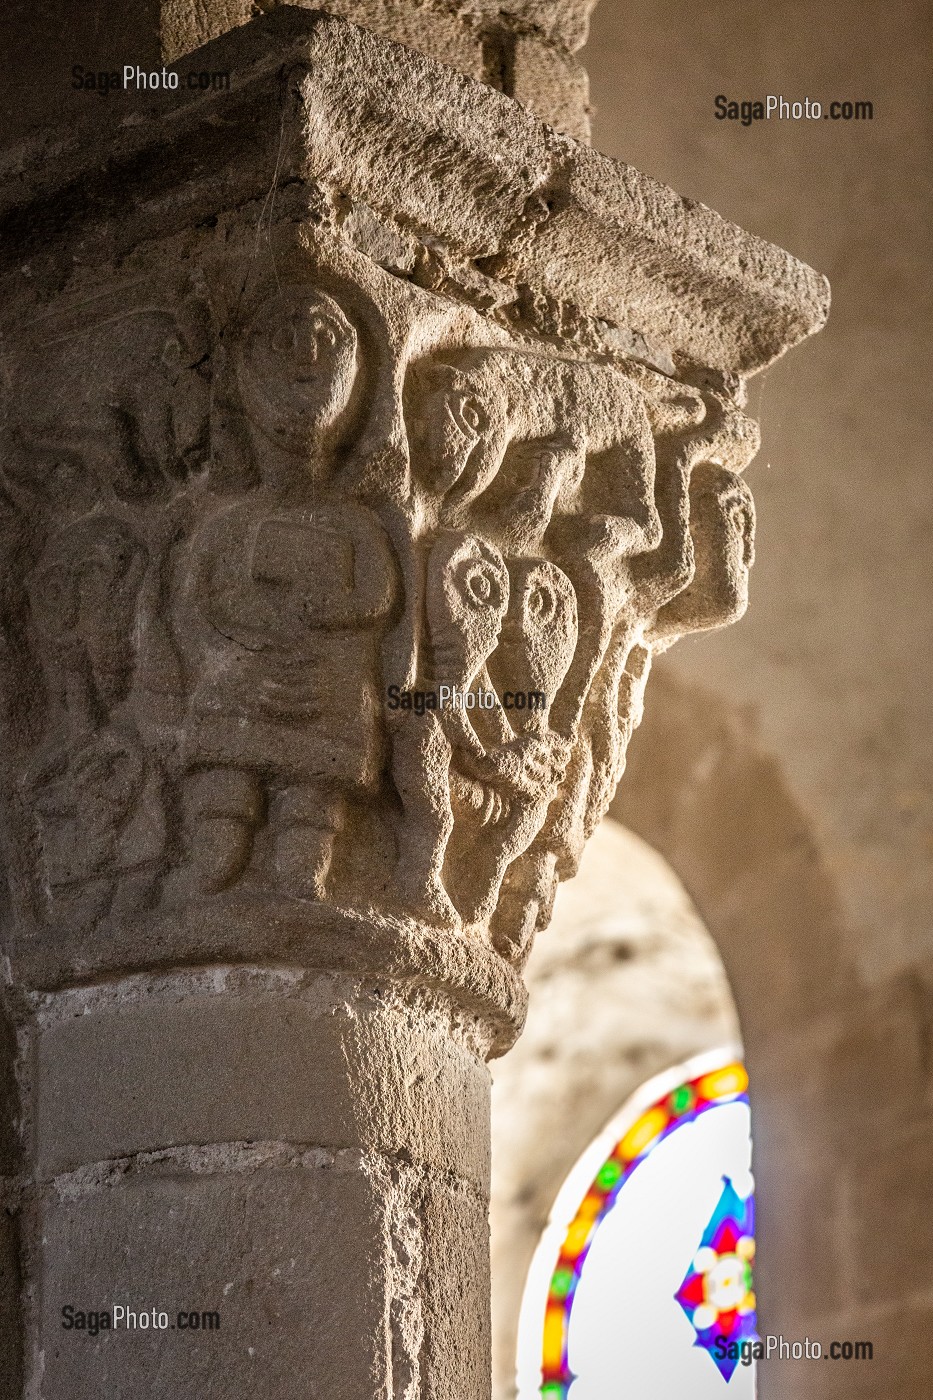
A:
[
  {"left": 32, "top": 976, "right": 491, "bottom": 1185},
  {"left": 36, "top": 1160, "right": 390, "bottom": 1398},
  {"left": 0, "top": 12, "right": 824, "bottom": 1013},
  {"left": 162, "top": 0, "right": 597, "bottom": 137}
]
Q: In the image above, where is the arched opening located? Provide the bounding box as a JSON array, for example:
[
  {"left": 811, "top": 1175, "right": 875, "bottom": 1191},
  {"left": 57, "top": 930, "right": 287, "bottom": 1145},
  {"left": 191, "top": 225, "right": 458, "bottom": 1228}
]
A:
[
  {"left": 516, "top": 1050, "right": 755, "bottom": 1398},
  {"left": 490, "top": 817, "right": 749, "bottom": 1399}
]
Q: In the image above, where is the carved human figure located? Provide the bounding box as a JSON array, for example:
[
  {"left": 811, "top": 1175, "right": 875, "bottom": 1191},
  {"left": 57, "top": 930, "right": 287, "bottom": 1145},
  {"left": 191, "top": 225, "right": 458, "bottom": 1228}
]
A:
[
  {"left": 650, "top": 463, "right": 755, "bottom": 645},
  {"left": 630, "top": 381, "right": 759, "bottom": 625},
  {"left": 173, "top": 499, "right": 397, "bottom": 901},
  {"left": 236, "top": 285, "right": 360, "bottom": 478},
  {"left": 0, "top": 267, "right": 764, "bottom": 956},
  {"left": 168, "top": 285, "right": 395, "bottom": 902}
]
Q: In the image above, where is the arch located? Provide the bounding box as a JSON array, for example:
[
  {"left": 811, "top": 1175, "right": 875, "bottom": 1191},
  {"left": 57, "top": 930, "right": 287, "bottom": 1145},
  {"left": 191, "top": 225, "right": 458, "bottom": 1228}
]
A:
[
  {"left": 610, "top": 663, "right": 856, "bottom": 1037},
  {"left": 490, "top": 818, "right": 742, "bottom": 1399},
  {"left": 516, "top": 1050, "right": 754, "bottom": 1399}
]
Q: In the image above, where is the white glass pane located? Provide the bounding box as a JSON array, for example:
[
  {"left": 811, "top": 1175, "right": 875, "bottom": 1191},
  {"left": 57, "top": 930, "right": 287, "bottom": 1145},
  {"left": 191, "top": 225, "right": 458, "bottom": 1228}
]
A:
[{"left": 566, "top": 1102, "right": 755, "bottom": 1398}]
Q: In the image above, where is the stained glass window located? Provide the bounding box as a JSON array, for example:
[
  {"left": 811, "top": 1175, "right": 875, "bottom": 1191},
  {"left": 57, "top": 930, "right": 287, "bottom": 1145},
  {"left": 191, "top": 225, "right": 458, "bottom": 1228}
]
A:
[{"left": 516, "top": 1049, "right": 756, "bottom": 1398}]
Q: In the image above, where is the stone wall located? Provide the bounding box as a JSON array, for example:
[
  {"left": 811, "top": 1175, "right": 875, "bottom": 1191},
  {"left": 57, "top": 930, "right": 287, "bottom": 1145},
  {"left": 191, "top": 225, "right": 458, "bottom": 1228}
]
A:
[
  {"left": 0, "top": 0, "right": 596, "bottom": 144},
  {"left": 585, "top": 3, "right": 933, "bottom": 1395},
  {"left": 164, "top": 0, "right": 598, "bottom": 138}
]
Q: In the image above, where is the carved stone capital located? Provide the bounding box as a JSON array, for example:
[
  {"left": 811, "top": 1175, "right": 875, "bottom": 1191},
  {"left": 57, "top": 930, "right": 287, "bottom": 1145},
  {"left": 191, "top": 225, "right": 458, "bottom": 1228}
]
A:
[{"left": 0, "top": 10, "right": 827, "bottom": 1054}]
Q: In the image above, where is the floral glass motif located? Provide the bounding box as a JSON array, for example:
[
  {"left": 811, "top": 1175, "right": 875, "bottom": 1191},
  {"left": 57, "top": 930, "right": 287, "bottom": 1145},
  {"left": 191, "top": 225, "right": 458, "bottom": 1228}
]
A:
[
  {"left": 539, "top": 1061, "right": 752, "bottom": 1399},
  {"left": 675, "top": 1177, "right": 757, "bottom": 1381}
]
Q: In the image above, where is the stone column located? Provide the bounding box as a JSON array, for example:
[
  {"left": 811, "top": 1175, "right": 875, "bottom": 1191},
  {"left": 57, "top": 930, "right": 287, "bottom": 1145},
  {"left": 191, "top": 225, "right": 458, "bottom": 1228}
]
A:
[{"left": 0, "top": 10, "right": 827, "bottom": 1398}]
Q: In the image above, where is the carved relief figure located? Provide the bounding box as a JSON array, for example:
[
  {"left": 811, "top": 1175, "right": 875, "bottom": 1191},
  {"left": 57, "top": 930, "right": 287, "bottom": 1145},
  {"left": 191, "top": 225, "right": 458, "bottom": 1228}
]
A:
[
  {"left": 23, "top": 517, "right": 151, "bottom": 919},
  {"left": 444, "top": 556, "right": 578, "bottom": 924},
  {"left": 174, "top": 498, "right": 397, "bottom": 900},
  {"left": 236, "top": 286, "right": 361, "bottom": 468},
  {"left": 169, "top": 285, "right": 397, "bottom": 902},
  {"left": 391, "top": 531, "right": 510, "bottom": 921},
  {"left": 6, "top": 304, "right": 211, "bottom": 504},
  {"left": 399, "top": 346, "right": 666, "bottom": 937},
  {"left": 421, "top": 361, "right": 759, "bottom": 957},
  {"left": 651, "top": 463, "right": 755, "bottom": 645},
  {"left": 0, "top": 264, "right": 761, "bottom": 966},
  {"left": 406, "top": 351, "right": 660, "bottom": 561},
  {"left": 0, "top": 302, "right": 218, "bottom": 926}
]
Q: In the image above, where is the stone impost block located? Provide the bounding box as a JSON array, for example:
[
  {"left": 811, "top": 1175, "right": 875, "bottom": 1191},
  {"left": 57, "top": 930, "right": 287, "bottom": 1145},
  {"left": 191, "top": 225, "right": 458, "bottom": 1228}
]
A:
[{"left": 164, "top": 0, "right": 597, "bottom": 139}]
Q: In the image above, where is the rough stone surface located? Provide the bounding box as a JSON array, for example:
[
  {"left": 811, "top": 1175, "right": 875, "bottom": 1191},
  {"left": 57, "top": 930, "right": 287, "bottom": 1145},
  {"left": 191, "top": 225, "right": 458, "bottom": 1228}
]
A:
[
  {"left": 163, "top": 0, "right": 596, "bottom": 137},
  {"left": 32, "top": 975, "right": 491, "bottom": 1186},
  {"left": 510, "top": 31, "right": 591, "bottom": 140},
  {"left": 35, "top": 1160, "right": 390, "bottom": 1398},
  {"left": 0, "top": 11, "right": 824, "bottom": 1018},
  {"left": 418, "top": 1176, "right": 492, "bottom": 1399}
]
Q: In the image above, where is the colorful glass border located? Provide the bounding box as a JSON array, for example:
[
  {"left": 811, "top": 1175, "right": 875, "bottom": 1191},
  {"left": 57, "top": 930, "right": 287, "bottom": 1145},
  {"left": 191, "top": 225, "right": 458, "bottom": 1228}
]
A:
[{"left": 538, "top": 1060, "right": 750, "bottom": 1399}]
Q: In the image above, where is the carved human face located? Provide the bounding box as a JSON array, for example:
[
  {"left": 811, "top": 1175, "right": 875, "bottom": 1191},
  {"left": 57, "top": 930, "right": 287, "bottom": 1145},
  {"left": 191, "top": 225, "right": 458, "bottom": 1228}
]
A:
[
  {"left": 426, "top": 532, "right": 509, "bottom": 685},
  {"left": 237, "top": 287, "right": 358, "bottom": 456},
  {"left": 650, "top": 464, "right": 756, "bottom": 640}
]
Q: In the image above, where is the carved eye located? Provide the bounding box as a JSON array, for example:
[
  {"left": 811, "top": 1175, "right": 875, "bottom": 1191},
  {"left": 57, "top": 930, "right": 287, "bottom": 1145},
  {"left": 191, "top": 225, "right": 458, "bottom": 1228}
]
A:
[
  {"left": 449, "top": 394, "right": 484, "bottom": 435},
  {"left": 271, "top": 325, "right": 297, "bottom": 354},
  {"left": 271, "top": 314, "right": 340, "bottom": 365},
  {"left": 469, "top": 570, "right": 491, "bottom": 601},
  {"left": 461, "top": 563, "right": 501, "bottom": 610},
  {"left": 527, "top": 585, "right": 555, "bottom": 623},
  {"left": 309, "top": 314, "right": 338, "bottom": 349}
]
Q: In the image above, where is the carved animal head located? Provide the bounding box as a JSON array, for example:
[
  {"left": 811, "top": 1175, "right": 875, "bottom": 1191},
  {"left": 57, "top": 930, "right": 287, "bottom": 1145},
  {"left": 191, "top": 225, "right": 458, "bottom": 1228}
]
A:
[
  {"left": 237, "top": 287, "right": 358, "bottom": 460},
  {"left": 405, "top": 360, "right": 504, "bottom": 508},
  {"left": 425, "top": 532, "right": 509, "bottom": 687},
  {"left": 407, "top": 349, "right": 660, "bottom": 559},
  {"left": 5, "top": 305, "right": 211, "bottom": 504}
]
